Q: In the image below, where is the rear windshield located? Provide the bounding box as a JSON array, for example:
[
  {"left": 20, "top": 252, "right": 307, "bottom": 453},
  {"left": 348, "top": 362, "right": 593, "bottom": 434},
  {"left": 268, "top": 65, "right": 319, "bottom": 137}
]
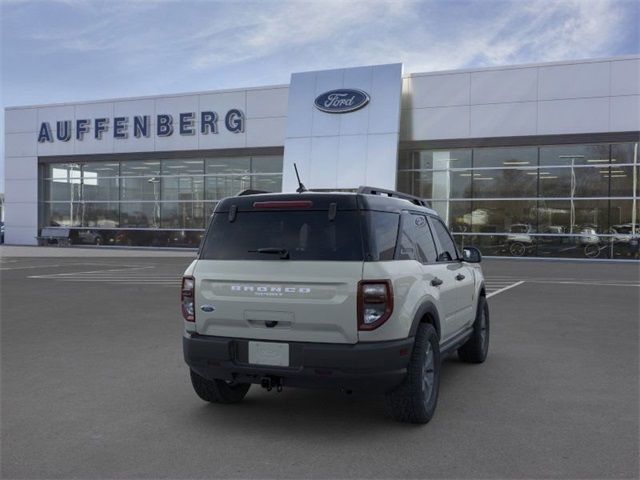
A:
[
  {"left": 201, "top": 211, "right": 364, "bottom": 261},
  {"left": 200, "top": 210, "right": 400, "bottom": 261}
]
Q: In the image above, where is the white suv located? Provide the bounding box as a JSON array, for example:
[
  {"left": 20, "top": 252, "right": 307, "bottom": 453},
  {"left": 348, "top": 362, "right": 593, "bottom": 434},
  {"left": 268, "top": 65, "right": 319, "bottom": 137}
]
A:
[{"left": 182, "top": 187, "right": 489, "bottom": 424}]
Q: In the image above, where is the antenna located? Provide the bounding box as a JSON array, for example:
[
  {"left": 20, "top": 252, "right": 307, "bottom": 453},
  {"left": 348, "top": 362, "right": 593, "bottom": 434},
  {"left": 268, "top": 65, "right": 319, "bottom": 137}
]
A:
[{"left": 293, "top": 163, "right": 308, "bottom": 193}]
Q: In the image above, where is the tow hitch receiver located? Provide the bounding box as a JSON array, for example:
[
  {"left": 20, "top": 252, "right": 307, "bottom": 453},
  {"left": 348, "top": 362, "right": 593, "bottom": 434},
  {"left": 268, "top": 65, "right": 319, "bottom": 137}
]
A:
[{"left": 260, "top": 376, "right": 283, "bottom": 392}]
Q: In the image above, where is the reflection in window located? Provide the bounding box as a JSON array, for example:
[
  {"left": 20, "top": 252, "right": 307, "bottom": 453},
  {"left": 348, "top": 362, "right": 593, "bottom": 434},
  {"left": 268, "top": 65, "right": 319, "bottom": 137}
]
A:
[
  {"left": 83, "top": 162, "right": 119, "bottom": 177},
  {"left": 45, "top": 202, "right": 81, "bottom": 227},
  {"left": 398, "top": 143, "right": 638, "bottom": 244},
  {"left": 473, "top": 147, "right": 537, "bottom": 168},
  {"left": 120, "top": 160, "right": 160, "bottom": 177},
  {"left": 121, "top": 177, "right": 160, "bottom": 201},
  {"left": 538, "top": 199, "right": 609, "bottom": 234},
  {"left": 538, "top": 166, "right": 609, "bottom": 197},
  {"left": 46, "top": 163, "right": 82, "bottom": 182},
  {"left": 163, "top": 159, "right": 204, "bottom": 176},
  {"left": 161, "top": 202, "right": 204, "bottom": 229},
  {"left": 608, "top": 166, "right": 636, "bottom": 197},
  {"left": 205, "top": 175, "right": 251, "bottom": 200},
  {"left": 39, "top": 155, "right": 283, "bottom": 248},
  {"left": 398, "top": 149, "right": 472, "bottom": 170},
  {"left": 162, "top": 176, "right": 204, "bottom": 201},
  {"left": 609, "top": 200, "right": 637, "bottom": 233},
  {"left": 431, "top": 201, "right": 472, "bottom": 233},
  {"left": 472, "top": 168, "right": 537, "bottom": 198},
  {"left": 251, "top": 155, "right": 282, "bottom": 174},
  {"left": 120, "top": 202, "right": 160, "bottom": 228},
  {"left": 540, "top": 144, "right": 610, "bottom": 166},
  {"left": 42, "top": 179, "right": 81, "bottom": 202},
  {"left": 470, "top": 201, "right": 538, "bottom": 233},
  {"left": 82, "top": 176, "right": 119, "bottom": 202},
  {"left": 205, "top": 157, "right": 250, "bottom": 174},
  {"left": 83, "top": 203, "right": 119, "bottom": 228},
  {"left": 398, "top": 169, "right": 472, "bottom": 199},
  {"left": 252, "top": 175, "right": 282, "bottom": 193}
]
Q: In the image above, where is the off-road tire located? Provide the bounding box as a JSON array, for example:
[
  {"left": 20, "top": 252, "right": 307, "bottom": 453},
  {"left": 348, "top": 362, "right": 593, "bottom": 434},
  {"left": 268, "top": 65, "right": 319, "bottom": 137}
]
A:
[
  {"left": 385, "top": 323, "right": 440, "bottom": 424},
  {"left": 509, "top": 242, "right": 527, "bottom": 257},
  {"left": 458, "top": 296, "right": 489, "bottom": 363},
  {"left": 189, "top": 369, "right": 251, "bottom": 404}
]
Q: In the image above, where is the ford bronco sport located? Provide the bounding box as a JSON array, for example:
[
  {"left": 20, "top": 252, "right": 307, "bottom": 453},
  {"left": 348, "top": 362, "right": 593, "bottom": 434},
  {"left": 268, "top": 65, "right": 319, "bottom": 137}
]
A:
[{"left": 182, "top": 186, "right": 488, "bottom": 424}]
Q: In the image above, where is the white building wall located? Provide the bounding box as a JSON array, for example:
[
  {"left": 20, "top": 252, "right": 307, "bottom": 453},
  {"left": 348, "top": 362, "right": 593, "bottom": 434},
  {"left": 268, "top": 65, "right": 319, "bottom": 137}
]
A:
[
  {"left": 401, "top": 56, "right": 640, "bottom": 141},
  {"left": 282, "top": 64, "right": 403, "bottom": 192}
]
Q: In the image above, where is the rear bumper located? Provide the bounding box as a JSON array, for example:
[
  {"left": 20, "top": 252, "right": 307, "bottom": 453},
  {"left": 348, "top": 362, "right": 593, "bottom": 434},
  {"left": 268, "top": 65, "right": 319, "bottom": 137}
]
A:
[{"left": 183, "top": 332, "right": 414, "bottom": 393}]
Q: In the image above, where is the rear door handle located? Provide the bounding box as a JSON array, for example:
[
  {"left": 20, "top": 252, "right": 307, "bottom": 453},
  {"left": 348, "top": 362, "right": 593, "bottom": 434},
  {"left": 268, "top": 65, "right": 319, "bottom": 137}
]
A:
[
  {"left": 431, "top": 277, "right": 443, "bottom": 287},
  {"left": 455, "top": 274, "right": 466, "bottom": 281}
]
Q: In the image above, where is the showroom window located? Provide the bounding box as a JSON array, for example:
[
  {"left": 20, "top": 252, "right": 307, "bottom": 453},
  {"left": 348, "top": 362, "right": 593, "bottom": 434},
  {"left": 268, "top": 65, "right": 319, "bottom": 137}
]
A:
[
  {"left": 398, "top": 142, "right": 638, "bottom": 259},
  {"left": 40, "top": 155, "right": 283, "bottom": 247}
]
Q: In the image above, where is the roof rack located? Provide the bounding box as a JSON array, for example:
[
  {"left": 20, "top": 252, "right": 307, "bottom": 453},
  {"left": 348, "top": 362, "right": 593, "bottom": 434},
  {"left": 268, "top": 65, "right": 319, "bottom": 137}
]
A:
[
  {"left": 236, "top": 189, "right": 270, "bottom": 196},
  {"left": 357, "top": 186, "right": 430, "bottom": 208}
]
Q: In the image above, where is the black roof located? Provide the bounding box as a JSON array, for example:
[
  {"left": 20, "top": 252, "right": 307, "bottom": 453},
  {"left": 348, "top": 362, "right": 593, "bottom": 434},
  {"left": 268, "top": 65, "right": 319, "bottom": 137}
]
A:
[{"left": 214, "top": 190, "right": 437, "bottom": 216}]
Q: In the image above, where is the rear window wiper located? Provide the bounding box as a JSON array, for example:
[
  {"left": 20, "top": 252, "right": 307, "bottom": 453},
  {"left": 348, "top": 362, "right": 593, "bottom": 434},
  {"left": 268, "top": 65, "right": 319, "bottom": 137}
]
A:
[{"left": 248, "top": 247, "right": 290, "bottom": 259}]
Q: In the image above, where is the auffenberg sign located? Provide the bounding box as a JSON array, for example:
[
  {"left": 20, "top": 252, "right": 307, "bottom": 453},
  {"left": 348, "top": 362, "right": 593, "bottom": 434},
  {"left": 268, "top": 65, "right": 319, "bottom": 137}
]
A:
[{"left": 37, "top": 109, "right": 245, "bottom": 143}]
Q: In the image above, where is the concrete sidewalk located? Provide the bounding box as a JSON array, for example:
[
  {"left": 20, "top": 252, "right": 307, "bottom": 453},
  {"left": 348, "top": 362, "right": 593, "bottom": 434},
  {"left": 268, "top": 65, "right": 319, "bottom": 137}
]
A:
[{"left": 0, "top": 245, "right": 196, "bottom": 257}]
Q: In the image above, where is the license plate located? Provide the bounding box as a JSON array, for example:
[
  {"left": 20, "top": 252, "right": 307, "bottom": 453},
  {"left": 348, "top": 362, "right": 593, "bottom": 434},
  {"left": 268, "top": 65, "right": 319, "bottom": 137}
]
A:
[{"left": 248, "top": 341, "right": 289, "bottom": 367}]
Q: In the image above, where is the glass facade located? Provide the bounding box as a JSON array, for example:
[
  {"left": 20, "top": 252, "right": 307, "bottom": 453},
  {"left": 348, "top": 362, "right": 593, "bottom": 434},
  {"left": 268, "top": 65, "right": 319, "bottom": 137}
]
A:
[
  {"left": 398, "top": 143, "right": 639, "bottom": 259},
  {"left": 39, "top": 155, "right": 283, "bottom": 247}
]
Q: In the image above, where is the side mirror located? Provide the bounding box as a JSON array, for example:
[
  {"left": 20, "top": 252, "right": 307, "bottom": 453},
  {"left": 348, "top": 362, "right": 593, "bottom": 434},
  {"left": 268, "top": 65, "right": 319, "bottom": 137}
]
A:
[{"left": 462, "top": 247, "right": 482, "bottom": 263}]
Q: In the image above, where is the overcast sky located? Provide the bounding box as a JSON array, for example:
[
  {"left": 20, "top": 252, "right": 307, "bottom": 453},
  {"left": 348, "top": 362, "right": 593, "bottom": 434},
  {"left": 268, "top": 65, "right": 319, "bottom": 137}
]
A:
[{"left": 1, "top": 0, "right": 639, "bottom": 191}]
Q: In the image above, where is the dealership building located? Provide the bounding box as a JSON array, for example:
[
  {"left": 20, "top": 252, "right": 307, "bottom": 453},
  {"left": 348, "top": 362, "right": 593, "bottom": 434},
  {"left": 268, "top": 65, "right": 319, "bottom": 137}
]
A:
[{"left": 3, "top": 55, "right": 639, "bottom": 258}]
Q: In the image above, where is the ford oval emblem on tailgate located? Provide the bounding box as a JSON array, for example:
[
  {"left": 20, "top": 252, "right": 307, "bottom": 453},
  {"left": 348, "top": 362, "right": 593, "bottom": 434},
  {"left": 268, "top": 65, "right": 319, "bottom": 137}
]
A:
[
  {"left": 314, "top": 89, "right": 370, "bottom": 114},
  {"left": 200, "top": 305, "right": 215, "bottom": 312}
]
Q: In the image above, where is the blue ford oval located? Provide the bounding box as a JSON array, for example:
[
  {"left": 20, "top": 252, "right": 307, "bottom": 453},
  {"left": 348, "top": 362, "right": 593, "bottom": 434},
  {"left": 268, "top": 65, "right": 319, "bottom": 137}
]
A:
[{"left": 314, "top": 89, "right": 370, "bottom": 113}]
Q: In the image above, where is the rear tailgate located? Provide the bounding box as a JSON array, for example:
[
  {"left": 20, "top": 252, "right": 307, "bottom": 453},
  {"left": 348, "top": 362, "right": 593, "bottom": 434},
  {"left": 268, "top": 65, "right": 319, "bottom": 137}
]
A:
[{"left": 194, "top": 260, "right": 362, "bottom": 344}]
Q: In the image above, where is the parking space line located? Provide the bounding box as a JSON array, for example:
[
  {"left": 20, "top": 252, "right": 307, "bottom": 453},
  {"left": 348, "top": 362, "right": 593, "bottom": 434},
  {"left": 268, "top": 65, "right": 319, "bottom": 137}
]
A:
[
  {"left": 486, "top": 280, "right": 525, "bottom": 298},
  {"left": 526, "top": 280, "right": 640, "bottom": 288},
  {"left": 28, "top": 266, "right": 156, "bottom": 279},
  {"left": 2, "top": 262, "right": 155, "bottom": 272},
  {"left": 1, "top": 264, "right": 72, "bottom": 271},
  {"left": 24, "top": 263, "right": 182, "bottom": 285}
]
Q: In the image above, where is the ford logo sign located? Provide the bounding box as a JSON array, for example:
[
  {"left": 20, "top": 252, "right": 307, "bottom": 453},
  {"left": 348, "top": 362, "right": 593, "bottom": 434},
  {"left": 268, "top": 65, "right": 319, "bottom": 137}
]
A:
[{"left": 314, "top": 89, "right": 370, "bottom": 114}]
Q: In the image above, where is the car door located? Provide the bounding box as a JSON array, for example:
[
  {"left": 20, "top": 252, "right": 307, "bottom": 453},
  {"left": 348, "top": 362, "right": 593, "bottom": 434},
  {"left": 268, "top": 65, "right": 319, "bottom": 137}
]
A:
[
  {"left": 427, "top": 216, "right": 476, "bottom": 336},
  {"left": 398, "top": 212, "right": 458, "bottom": 341}
]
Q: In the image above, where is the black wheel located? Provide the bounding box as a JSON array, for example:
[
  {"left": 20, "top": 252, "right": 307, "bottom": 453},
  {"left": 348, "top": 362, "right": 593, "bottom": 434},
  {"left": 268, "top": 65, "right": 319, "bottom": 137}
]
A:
[
  {"left": 385, "top": 323, "right": 440, "bottom": 424},
  {"left": 584, "top": 244, "right": 601, "bottom": 258},
  {"left": 189, "top": 369, "right": 251, "bottom": 404},
  {"left": 95, "top": 236, "right": 103, "bottom": 246},
  {"left": 458, "top": 296, "right": 490, "bottom": 363},
  {"left": 509, "top": 242, "right": 526, "bottom": 257}
]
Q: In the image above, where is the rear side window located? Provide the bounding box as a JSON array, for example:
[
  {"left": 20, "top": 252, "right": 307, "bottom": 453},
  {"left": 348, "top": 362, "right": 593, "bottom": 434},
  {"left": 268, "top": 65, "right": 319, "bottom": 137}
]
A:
[
  {"left": 430, "top": 217, "right": 459, "bottom": 262},
  {"left": 412, "top": 214, "right": 438, "bottom": 263},
  {"left": 365, "top": 211, "right": 400, "bottom": 261},
  {"left": 397, "top": 213, "right": 438, "bottom": 263},
  {"left": 201, "top": 211, "right": 364, "bottom": 261}
]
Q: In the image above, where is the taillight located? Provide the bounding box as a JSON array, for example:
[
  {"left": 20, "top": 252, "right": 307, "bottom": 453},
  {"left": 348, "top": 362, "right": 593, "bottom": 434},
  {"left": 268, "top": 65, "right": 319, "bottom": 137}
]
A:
[
  {"left": 181, "top": 276, "right": 195, "bottom": 322},
  {"left": 357, "top": 280, "right": 393, "bottom": 330}
]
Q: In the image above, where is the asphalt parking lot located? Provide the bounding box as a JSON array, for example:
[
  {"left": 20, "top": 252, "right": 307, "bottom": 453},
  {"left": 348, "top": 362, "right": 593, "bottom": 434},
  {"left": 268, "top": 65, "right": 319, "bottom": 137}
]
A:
[{"left": 1, "top": 250, "right": 638, "bottom": 479}]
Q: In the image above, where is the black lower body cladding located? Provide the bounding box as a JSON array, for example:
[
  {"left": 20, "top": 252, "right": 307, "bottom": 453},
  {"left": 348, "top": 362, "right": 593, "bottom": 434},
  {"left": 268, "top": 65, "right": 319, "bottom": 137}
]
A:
[{"left": 183, "top": 333, "right": 414, "bottom": 393}]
